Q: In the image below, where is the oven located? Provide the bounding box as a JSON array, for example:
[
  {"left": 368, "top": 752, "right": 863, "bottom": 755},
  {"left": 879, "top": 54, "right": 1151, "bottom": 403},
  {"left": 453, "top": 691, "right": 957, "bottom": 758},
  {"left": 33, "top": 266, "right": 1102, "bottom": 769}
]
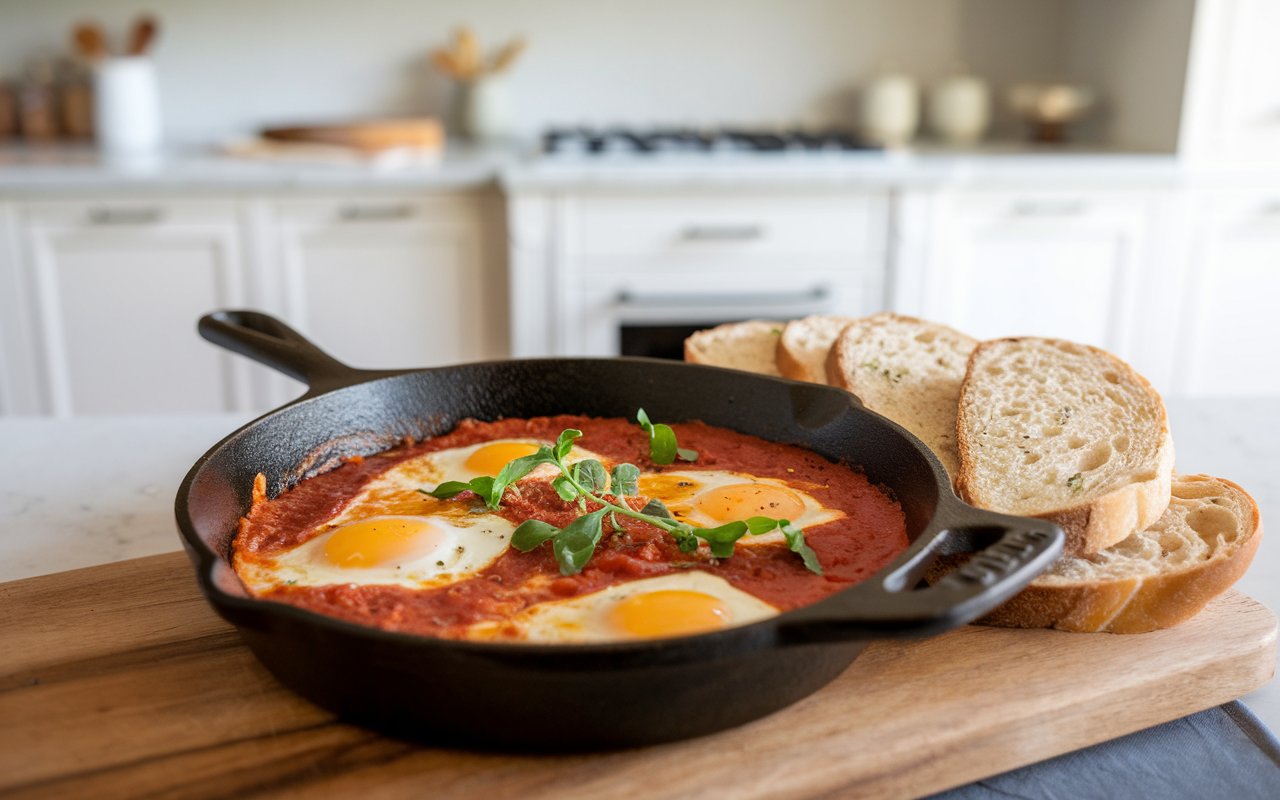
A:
[{"left": 511, "top": 192, "right": 890, "bottom": 359}]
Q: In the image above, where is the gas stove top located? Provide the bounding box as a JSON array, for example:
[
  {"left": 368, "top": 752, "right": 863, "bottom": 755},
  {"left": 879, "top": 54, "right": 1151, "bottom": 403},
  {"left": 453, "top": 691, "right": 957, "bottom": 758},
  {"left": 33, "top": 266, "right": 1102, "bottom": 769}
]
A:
[{"left": 541, "top": 127, "right": 880, "bottom": 156}]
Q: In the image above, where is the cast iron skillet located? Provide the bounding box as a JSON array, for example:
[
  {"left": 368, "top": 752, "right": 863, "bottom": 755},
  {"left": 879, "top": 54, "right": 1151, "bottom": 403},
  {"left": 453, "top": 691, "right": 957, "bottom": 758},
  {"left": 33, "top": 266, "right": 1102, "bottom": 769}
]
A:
[{"left": 176, "top": 310, "right": 1063, "bottom": 751}]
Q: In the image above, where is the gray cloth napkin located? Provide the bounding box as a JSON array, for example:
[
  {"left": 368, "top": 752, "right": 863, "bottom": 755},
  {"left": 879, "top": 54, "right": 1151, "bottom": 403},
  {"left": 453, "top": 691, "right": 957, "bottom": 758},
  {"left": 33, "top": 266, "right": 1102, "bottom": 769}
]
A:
[{"left": 929, "top": 702, "right": 1280, "bottom": 800}]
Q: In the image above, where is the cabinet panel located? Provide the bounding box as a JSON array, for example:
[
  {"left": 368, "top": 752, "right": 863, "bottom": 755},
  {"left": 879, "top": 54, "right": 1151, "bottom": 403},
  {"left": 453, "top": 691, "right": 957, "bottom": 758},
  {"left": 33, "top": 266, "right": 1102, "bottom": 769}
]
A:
[
  {"left": 1184, "top": 0, "right": 1280, "bottom": 164},
  {"left": 577, "top": 194, "right": 876, "bottom": 258},
  {"left": 267, "top": 195, "right": 507, "bottom": 376},
  {"left": 17, "top": 200, "right": 253, "bottom": 415},
  {"left": 1179, "top": 193, "right": 1280, "bottom": 395},
  {"left": 911, "top": 192, "right": 1156, "bottom": 369}
]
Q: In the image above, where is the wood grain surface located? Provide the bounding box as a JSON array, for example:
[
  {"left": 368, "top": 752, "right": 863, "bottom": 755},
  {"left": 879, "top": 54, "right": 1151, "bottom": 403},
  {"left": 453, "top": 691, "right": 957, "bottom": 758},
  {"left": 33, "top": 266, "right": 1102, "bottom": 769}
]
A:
[{"left": 0, "top": 552, "right": 1274, "bottom": 799}]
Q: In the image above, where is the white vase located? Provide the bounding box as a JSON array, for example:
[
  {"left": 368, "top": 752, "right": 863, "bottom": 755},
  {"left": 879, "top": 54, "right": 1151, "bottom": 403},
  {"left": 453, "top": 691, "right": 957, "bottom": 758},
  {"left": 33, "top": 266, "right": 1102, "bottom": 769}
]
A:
[
  {"left": 928, "top": 74, "right": 991, "bottom": 145},
  {"left": 93, "top": 57, "right": 162, "bottom": 155},
  {"left": 861, "top": 73, "right": 919, "bottom": 148},
  {"left": 460, "top": 77, "right": 512, "bottom": 144}
]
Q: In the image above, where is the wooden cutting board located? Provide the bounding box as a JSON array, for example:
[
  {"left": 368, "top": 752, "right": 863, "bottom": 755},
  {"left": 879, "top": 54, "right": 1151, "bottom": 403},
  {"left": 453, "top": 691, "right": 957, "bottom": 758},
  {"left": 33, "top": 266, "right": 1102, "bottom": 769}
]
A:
[{"left": 0, "top": 552, "right": 1274, "bottom": 800}]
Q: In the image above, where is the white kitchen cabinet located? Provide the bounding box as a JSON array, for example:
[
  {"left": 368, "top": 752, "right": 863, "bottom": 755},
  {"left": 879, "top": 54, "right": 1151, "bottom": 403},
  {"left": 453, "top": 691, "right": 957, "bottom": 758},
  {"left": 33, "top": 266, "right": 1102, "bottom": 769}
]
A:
[
  {"left": 894, "top": 188, "right": 1180, "bottom": 390},
  {"left": 1177, "top": 191, "right": 1280, "bottom": 395},
  {"left": 1182, "top": 0, "right": 1280, "bottom": 165},
  {"left": 255, "top": 193, "right": 507, "bottom": 402},
  {"left": 4, "top": 199, "right": 259, "bottom": 416}
]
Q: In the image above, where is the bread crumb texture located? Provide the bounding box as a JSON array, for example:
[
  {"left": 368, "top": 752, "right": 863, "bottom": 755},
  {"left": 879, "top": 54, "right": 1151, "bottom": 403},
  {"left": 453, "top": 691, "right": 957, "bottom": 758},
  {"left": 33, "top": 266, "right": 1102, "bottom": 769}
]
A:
[{"left": 960, "top": 338, "right": 1168, "bottom": 516}]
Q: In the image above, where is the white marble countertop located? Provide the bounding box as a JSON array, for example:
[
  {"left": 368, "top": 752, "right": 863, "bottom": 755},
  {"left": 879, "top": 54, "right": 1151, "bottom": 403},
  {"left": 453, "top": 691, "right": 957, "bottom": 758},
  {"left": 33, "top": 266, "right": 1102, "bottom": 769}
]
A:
[
  {"left": 0, "top": 142, "right": 1234, "bottom": 194},
  {"left": 1, "top": 397, "right": 1276, "bottom": 726}
]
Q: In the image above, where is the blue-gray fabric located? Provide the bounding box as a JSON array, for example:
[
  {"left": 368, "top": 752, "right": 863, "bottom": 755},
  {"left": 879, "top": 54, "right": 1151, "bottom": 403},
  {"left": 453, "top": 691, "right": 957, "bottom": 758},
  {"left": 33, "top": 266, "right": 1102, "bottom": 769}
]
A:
[{"left": 929, "top": 702, "right": 1280, "bottom": 800}]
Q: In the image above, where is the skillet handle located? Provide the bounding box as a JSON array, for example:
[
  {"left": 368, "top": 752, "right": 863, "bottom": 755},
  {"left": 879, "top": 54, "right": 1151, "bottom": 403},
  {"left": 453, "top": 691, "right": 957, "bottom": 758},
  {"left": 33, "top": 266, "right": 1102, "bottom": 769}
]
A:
[
  {"left": 775, "top": 509, "right": 1063, "bottom": 644},
  {"left": 199, "top": 310, "right": 365, "bottom": 391}
]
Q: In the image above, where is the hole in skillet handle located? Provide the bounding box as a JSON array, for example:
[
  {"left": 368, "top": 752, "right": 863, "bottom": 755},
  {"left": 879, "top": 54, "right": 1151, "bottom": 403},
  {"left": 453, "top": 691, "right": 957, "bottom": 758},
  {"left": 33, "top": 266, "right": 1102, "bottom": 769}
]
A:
[
  {"left": 197, "top": 309, "right": 372, "bottom": 395},
  {"left": 775, "top": 505, "right": 1063, "bottom": 644}
]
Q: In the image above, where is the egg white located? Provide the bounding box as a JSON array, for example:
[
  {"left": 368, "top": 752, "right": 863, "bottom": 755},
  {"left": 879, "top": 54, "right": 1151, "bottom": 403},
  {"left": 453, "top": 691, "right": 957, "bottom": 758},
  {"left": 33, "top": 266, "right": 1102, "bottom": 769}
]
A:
[
  {"left": 466, "top": 571, "right": 779, "bottom": 643},
  {"left": 235, "top": 438, "right": 614, "bottom": 593},
  {"left": 236, "top": 513, "right": 516, "bottom": 592},
  {"left": 638, "top": 469, "right": 844, "bottom": 545}
]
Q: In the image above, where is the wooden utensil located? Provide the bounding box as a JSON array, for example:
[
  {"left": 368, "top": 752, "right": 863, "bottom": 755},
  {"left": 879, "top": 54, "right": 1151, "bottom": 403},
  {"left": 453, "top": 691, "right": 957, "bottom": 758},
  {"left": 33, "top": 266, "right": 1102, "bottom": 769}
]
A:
[
  {"left": 0, "top": 552, "right": 1273, "bottom": 798},
  {"left": 71, "top": 22, "right": 108, "bottom": 63},
  {"left": 127, "top": 14, "right": 159, "bottom": 57}
]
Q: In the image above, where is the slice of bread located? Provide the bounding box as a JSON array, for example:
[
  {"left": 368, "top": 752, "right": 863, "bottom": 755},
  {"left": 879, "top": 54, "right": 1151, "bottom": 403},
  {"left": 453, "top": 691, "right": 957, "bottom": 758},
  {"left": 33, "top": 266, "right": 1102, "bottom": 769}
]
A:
[
  {"left": 956, "top": 338, "right": 1175, "bottom": 557},
  {"left": 776, "top": 315, "right": 858, "bottom": 383},
  {"left": 979, "top": 474, "right": 1262, "bottom": 633},
  {"left": 683, "top": 320, "right": 783, "bottom": 376},
  {"left": 826, "top": 313, "right": 977, "bottom": 479}
]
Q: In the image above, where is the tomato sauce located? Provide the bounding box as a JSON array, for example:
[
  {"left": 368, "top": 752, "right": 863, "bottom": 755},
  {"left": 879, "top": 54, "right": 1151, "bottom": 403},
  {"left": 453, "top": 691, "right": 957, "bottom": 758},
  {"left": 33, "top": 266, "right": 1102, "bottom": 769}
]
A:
[{"left": 236, "top": 415, "right": 909, "bottom": 638}]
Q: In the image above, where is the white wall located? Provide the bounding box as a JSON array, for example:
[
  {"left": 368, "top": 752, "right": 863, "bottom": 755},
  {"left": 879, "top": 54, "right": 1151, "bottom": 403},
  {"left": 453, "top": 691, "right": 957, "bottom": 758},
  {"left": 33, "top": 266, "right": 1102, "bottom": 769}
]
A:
[
  {"left": 1, "top": 0, "right": 1074, "bottom": 144},
  {"left": 1064, "top": 0, "right": 1196, "bottom": 152}
]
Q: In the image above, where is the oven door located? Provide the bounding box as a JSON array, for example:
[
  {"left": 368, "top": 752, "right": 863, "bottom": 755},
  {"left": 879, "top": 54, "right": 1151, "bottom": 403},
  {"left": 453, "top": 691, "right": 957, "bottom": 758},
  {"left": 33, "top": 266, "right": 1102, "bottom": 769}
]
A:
[{"left": 573, "top": 272, "right": 855, "bottom": 359}]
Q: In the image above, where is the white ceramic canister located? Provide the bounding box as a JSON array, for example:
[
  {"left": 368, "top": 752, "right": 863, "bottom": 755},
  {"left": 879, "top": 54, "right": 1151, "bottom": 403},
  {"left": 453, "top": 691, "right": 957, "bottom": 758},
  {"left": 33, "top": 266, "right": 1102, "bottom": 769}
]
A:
[
  {"left": 860, "top": 73, "right": 920, "bottom": 148},
  {"left": 928, "top": 73, "right": 991, "bottom": 145},
  {"left": 460, "top": 76, "right": 512, "bottom": 144},
  {"left": 93, "top": 57, "right": 162, "bottom": 155}
]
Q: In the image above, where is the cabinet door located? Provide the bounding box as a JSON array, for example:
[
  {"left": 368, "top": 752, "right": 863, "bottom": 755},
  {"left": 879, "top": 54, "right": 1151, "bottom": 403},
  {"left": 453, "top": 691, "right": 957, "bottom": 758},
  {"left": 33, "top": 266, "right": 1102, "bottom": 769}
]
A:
[
  {"left": 911, "top": 191, "right": 1159, "bottom": 368},
  {"left": 1183, "top": 0, "right": 1280, "bottom": 164},
  {"left": 15, "top": 200, "right": 254, "bottom": 416},
  {"left": 264, "top": 195, "right": 506, "bottom": 378},
  {"left": 1178, "top": 192, "right": 1280, "bottom": 395}
]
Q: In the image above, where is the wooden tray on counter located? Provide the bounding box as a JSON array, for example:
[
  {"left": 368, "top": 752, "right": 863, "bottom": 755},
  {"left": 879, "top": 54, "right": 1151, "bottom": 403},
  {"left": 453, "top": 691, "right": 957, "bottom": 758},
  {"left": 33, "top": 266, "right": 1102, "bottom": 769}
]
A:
[{"left": 0, "top": 552, "right": 1274, "bottom": 799}]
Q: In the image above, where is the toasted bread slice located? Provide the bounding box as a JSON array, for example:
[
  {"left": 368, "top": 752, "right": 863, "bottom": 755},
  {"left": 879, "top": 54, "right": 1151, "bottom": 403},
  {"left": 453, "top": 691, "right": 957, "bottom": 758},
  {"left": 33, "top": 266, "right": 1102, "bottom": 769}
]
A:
[
  {"left": 683, "top": 320, "right": 783, "bottom": 376},
  {"left": 956, "top": 338, "right": 1174, "bottom": 556},
  {"left": 776, "top": 315, "right": 858, "bottom": 383},
  {"left": 826, "top": 313, "right": 977, "bottom": 478},
  {"left": 980, "top": 474, "right": 1262, "bottom": 633}
]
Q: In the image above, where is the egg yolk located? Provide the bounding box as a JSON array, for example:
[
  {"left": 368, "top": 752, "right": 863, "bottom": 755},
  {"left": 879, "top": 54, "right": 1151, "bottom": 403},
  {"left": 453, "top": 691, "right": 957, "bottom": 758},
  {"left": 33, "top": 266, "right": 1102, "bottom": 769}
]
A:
[
  {"left": 695, "top": 483, "right": 807, "bottom": 522},
  {"left": 608, "top": 590, "right": 731, "bottom": 638},
  {"left": 465, "top": 441, "right": 541, "bottom": 475},
  {"left": 323, "top": 517, "right": 443, "bottom": 568}
]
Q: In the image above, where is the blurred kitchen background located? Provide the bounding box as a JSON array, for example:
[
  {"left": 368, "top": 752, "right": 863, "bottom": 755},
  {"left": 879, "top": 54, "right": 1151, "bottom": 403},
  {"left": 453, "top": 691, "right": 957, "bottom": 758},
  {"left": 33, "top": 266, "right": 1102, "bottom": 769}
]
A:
[{"left": 0, "top": 0, "right": 1275, "bottom": 416}]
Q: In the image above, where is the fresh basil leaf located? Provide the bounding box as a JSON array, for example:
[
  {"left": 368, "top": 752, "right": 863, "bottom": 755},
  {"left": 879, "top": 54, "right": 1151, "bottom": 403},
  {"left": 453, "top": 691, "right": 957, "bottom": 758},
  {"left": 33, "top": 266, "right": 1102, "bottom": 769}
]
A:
[
  {"left": 574, "top": 459, "right": 609, "bottom": 493},
  {"left": 421, "top": 481, "right": 474, "bottom": 500},
  {"left": 610, "top": 463, "right": 641, "bottom": 496},
  {"left": 467, "top": 476, "right": 496, "bottom": 502},
  {"left": 695, "top": 521, "right": 749, "bottom": 558},
  {"left": 635, "top": 408, "right": 653, "bottom": 433},
  {"left": 649, "top": 423, "right": 678, "bottom": 465},
  {"left": 510, "top": 519, "right": 561, "bottom": 552},
  {"left": 676, "top": 446, "right": 699, "bottom": 463},
  {"left": 779, "top": 520, "right": 823, "bottom": 575},
  {"left": 488, "top": 448, "right": 554, "bottom": 509},
  {"left": 552, "top": 508, "right": 607, "bottom": 576},
  {"left": 551, "top": 474, "right": 579, "bottom": 502},
  {"left": 640, "top": 498, "right": 675, "bottom": 520},
  {"left": 554, "top": 429, "right": 583, "bottom": 461}
]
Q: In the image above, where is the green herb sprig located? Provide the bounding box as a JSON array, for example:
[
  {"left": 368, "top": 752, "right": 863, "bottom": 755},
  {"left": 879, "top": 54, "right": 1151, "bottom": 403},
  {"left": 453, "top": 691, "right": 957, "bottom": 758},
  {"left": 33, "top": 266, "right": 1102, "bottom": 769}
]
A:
[
  {"left": 421, "top": 422, "right": 821, "bottom": 577},
  {"left": 636, "top": 408, "right": 698, "bottom": 465}
]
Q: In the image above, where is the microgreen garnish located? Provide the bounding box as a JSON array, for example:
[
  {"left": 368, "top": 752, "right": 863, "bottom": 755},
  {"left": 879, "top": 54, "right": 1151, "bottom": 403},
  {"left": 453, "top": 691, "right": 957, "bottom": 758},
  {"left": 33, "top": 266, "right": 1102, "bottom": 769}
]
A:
[
  {"left": 423, "top": 426, "right": 821, "bottom": 577},
  {"left": 636, "top": 408, "right": 698, "bottom": 465}
]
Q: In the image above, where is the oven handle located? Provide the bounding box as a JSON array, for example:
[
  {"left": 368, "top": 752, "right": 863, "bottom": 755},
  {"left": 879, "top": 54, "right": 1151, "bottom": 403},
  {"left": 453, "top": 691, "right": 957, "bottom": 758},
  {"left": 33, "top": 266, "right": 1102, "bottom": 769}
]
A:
[{"left": 615, "top": 285, "right": 829, "bottom": 309}]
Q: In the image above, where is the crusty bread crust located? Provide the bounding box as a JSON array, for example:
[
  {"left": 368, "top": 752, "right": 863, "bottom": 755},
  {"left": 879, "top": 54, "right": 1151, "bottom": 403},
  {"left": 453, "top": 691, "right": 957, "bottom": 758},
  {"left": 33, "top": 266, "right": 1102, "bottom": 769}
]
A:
[
  {"left": 955, "top": 337, "right": 1174, "bottom": 557},
  {"left": 978, "top": 476, "right": 1262, "bottom": 633},
  {"left": 776, "top": 315, "right": 857, "bottom": 383},
  {"left": 683, "top": 320, "right": 783, "bottom": 375}
]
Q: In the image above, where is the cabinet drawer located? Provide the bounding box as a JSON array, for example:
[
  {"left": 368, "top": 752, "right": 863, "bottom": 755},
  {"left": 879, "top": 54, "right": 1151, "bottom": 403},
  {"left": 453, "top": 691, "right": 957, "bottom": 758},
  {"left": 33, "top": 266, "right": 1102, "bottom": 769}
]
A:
[
  {"left": 576, "top": 195, "right": 879, "bottom": 257},
  {"left": 22, "top": 199, "right": 237, "bottom": 228}
]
